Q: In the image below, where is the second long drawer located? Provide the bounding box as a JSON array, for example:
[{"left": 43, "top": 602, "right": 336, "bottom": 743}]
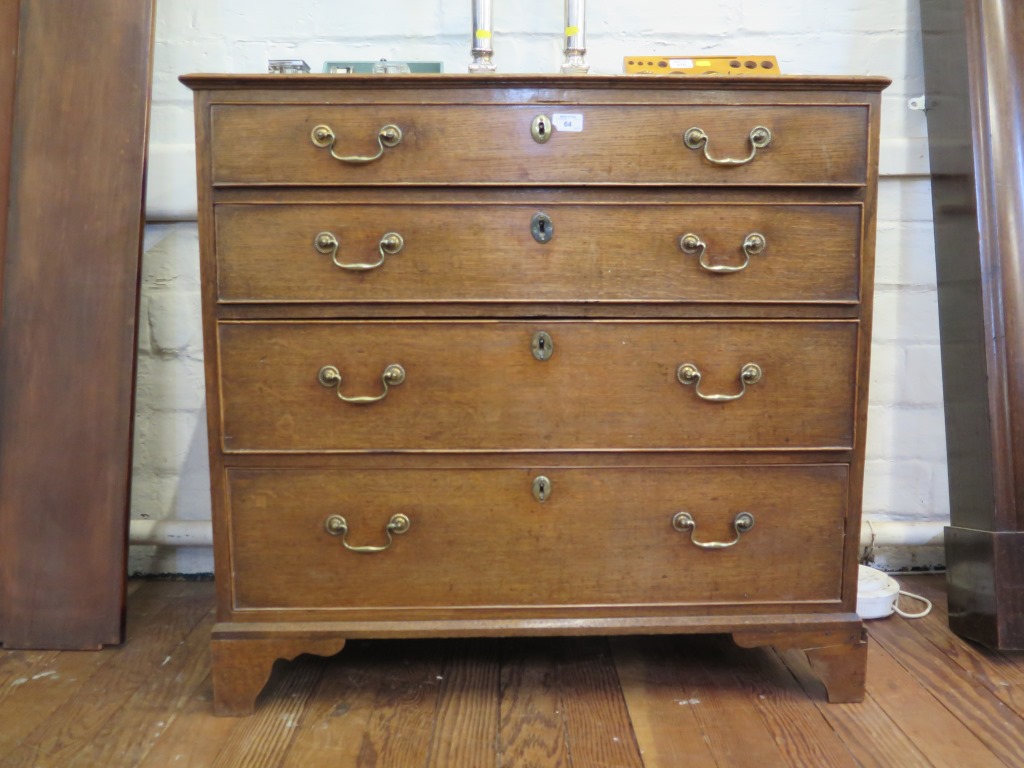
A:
[
  {"left": 217, "top": 320, "right": 858, "bottom": 452},
  {"left": 215, "top": 202, "right": 863, "bottom": 305}
]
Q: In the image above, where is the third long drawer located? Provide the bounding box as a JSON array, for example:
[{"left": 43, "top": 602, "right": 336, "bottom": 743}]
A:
[{"left": 217, "top": 320, "right": 858, "bottom": 453}]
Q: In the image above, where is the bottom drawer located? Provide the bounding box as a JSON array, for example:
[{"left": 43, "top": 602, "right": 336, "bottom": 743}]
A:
[{"left": 226, "top": 464, "right": 849, "bottom": 612}]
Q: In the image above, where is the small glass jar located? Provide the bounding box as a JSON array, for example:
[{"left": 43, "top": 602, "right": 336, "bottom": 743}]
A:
[
  {"left": 372, "top": 59, "right": 412, "bottom": 74},
  {"left": 267, "top": 60, "right": 311, "bottom": 74}
]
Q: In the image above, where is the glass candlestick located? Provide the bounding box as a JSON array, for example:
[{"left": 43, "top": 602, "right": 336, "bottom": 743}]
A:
[
  {"left": 561, "top": 0, "right": 590, "bottom": 74},
  {"left": 469, "top": 0, "right": 497, "bottom": 73}
]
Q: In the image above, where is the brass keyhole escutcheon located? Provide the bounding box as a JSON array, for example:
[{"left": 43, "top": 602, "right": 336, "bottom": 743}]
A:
[
  {"left": 531, "top": 212, "right": 554, "bottom": 244},
  {"left": 532, "top": 475, "right": 552, "bottom": 502},
  {"left": 531, "top": 331, "right": 554, "bottom": 361},
  {"left": 531, "top": 115, "right": 553, "bottom": 143}
]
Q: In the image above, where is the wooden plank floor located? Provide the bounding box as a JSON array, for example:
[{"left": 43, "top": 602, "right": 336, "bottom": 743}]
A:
[{"left": 2, "top": 575, "right": 1023, "bottom": 767}]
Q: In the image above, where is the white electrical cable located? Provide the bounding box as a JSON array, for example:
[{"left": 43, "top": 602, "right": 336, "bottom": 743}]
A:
[{"left": 894, "top": 590, "right": 933, "bottom": 619}]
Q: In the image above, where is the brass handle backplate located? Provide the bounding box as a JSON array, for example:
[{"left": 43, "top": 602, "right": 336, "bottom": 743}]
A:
[
  {"left": 676, "top": 362, "right": 762, "bottom": 402},
  {"left": 680, "top": 232, "right": 766, "bottom": 274},
  {"left": 318, "top": 363, "right": 405, "bottom": 404},
  {"left": 314, "top": 231, "right": 404, "bottom": 271},
  {"left": 683, "top": 125, "right": 771, "bottom": 166},
  {"left": 325, "top": 513, "right": 410, "bottom": 553},
  {"left": 310, "top": 123, "right": 403, "bottom": 164},
  {"left": 672, "top": 511, "right": 755, "bottom": 549}
]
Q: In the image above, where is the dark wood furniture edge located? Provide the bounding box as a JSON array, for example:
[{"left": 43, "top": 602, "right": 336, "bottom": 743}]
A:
[
  {"left": 0, "top": 1, "right": 19, "bottom": 643},
  {"left": 945, "top": 526, "right": 1024, "bottom": 649},
  {"left": 0, "top": 0, "right": 19, "bottom": 305},
  {"left": 922, "top": 1, "right": 1024, "bottom": 648},
  {"left": 179, "top": 73, "right": 892, "bottom": 91}
]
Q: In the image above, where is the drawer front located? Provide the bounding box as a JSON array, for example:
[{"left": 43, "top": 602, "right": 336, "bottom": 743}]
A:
[
  {"left": 217, "top": 320, "right": 857, "bottom": 452},
  {"left": 216, "top": 202, "right": 862, "bottom": 304},
  {"left": 210, "top": 104, "right": 869, "bottom": 186},
  {"left": 227, "top": 465, "right": 849, "bottom": 611}
]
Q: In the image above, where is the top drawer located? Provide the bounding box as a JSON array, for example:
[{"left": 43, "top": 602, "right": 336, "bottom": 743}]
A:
[{"left": 210, "top": 104, "right": 869, "bottom": 187}]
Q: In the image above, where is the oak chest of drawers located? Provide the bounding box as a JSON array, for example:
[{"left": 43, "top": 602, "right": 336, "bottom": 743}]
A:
[{"left": 182, "top": 73, "right": 888, "bottom": 715}]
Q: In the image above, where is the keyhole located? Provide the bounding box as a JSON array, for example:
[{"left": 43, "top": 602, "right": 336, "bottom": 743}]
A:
[
  {"left": 532, "top": 331, "right": 554, "bottom": 361},
  {"left": 532, "top": 115, "right": 553, "bottom": 143},
  {"left": 531, "top": 213, "right": 553, "bottom": 244},
  {"left": 532, "top": 475, "right": 552, "bottom": 502}
]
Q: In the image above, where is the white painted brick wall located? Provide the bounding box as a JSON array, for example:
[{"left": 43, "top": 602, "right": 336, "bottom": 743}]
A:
[
  {"left": 131, "top": 223, "right": 211, "bottom": 574},
  {"left": 133, "top": 0, "right": 945, "bottom": 574}
]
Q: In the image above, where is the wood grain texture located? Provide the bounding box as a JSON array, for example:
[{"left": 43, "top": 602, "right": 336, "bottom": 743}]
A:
[
  {"left": 733, "top": 625, "right": 867, "bottom": 703},
  {"left": 425, "top": 639, "right": 501, "bottom": 768},
  {"left": 183, "top": 75, "right": 885, "bottom": 714},
  {"left": 134, "top": 671, "right": 238, "bottom": 768},
  {"left": 859, "top": 635, "right": 1006, "bottom": 768},
  {"left": 210, "top": 103, "right": 869, "bottom": 187},
  {"left": 0, "top": 0, "right": 19, "bottom": 310},
  {"left": 843, "top": 65, "right": 883, "bottom": 620},
  {"left": 16, "top": 576, "right": 1024, "bottom": 768},
  {"left": 349, "top": 640, "right": 445, "bottom": 768},
  {"left": 209, "top": 655, "right": 327, "bottom": 768},
  {"left": 642, "top": 636, "right": 790, "bottom": 767},
  {"left": 777, "top": 646, "right": 932, "bottom": 768},
  {"left": 922, "top": 0, "right": 1024, "bottom": 647},
  {"left": 0, "top": 644, "right": 115, "bottom": 758},
  {"left": 611, "top": 636, "right": 719, "bottom": 767},
  {"left": 869, "top": 606, "right": 1024, "bottom": 766},
  {"left": 0, "top": 583, "right": 190, "bottom": 760},
  {"left": 0, "top": 650, "right": 58, "bottom": 701},
  {"left": 711, "top": 639, "right": 859, "bottom": 767},
  {"left": 210, "top": 632, "right": 346, "bottom": 716},
  {"left": 803, "top": 638, "right": 867, "bottom": 703},
  {"left": 63, "top": 604, "right": 217, "bottom": 768},
  {"left": 0, "top": 583, "right": 212, "bottom": 767},
  {"left": 227, "top": 465, "right": 847, "bottom": 612},
  {"left": 0, "top": 0, "right": 155, "bottom": 649},
  {"left": 498, "top": 638, "right": 571, "bottom": 768},
  {"left": 217, "top": 320, "right": 858, "bottom": 452},
  {"left": 275, "top": 641, "right": 386, "bottom": 767},
  {"left": 553, "top": 637, "right": 643, "bottom": 768},
  {"left": 902, "top": 575, "right": 1024, "bottom": 714},
  {"left": 216, "top": 201, "right": 862, "bottom": 305}
]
